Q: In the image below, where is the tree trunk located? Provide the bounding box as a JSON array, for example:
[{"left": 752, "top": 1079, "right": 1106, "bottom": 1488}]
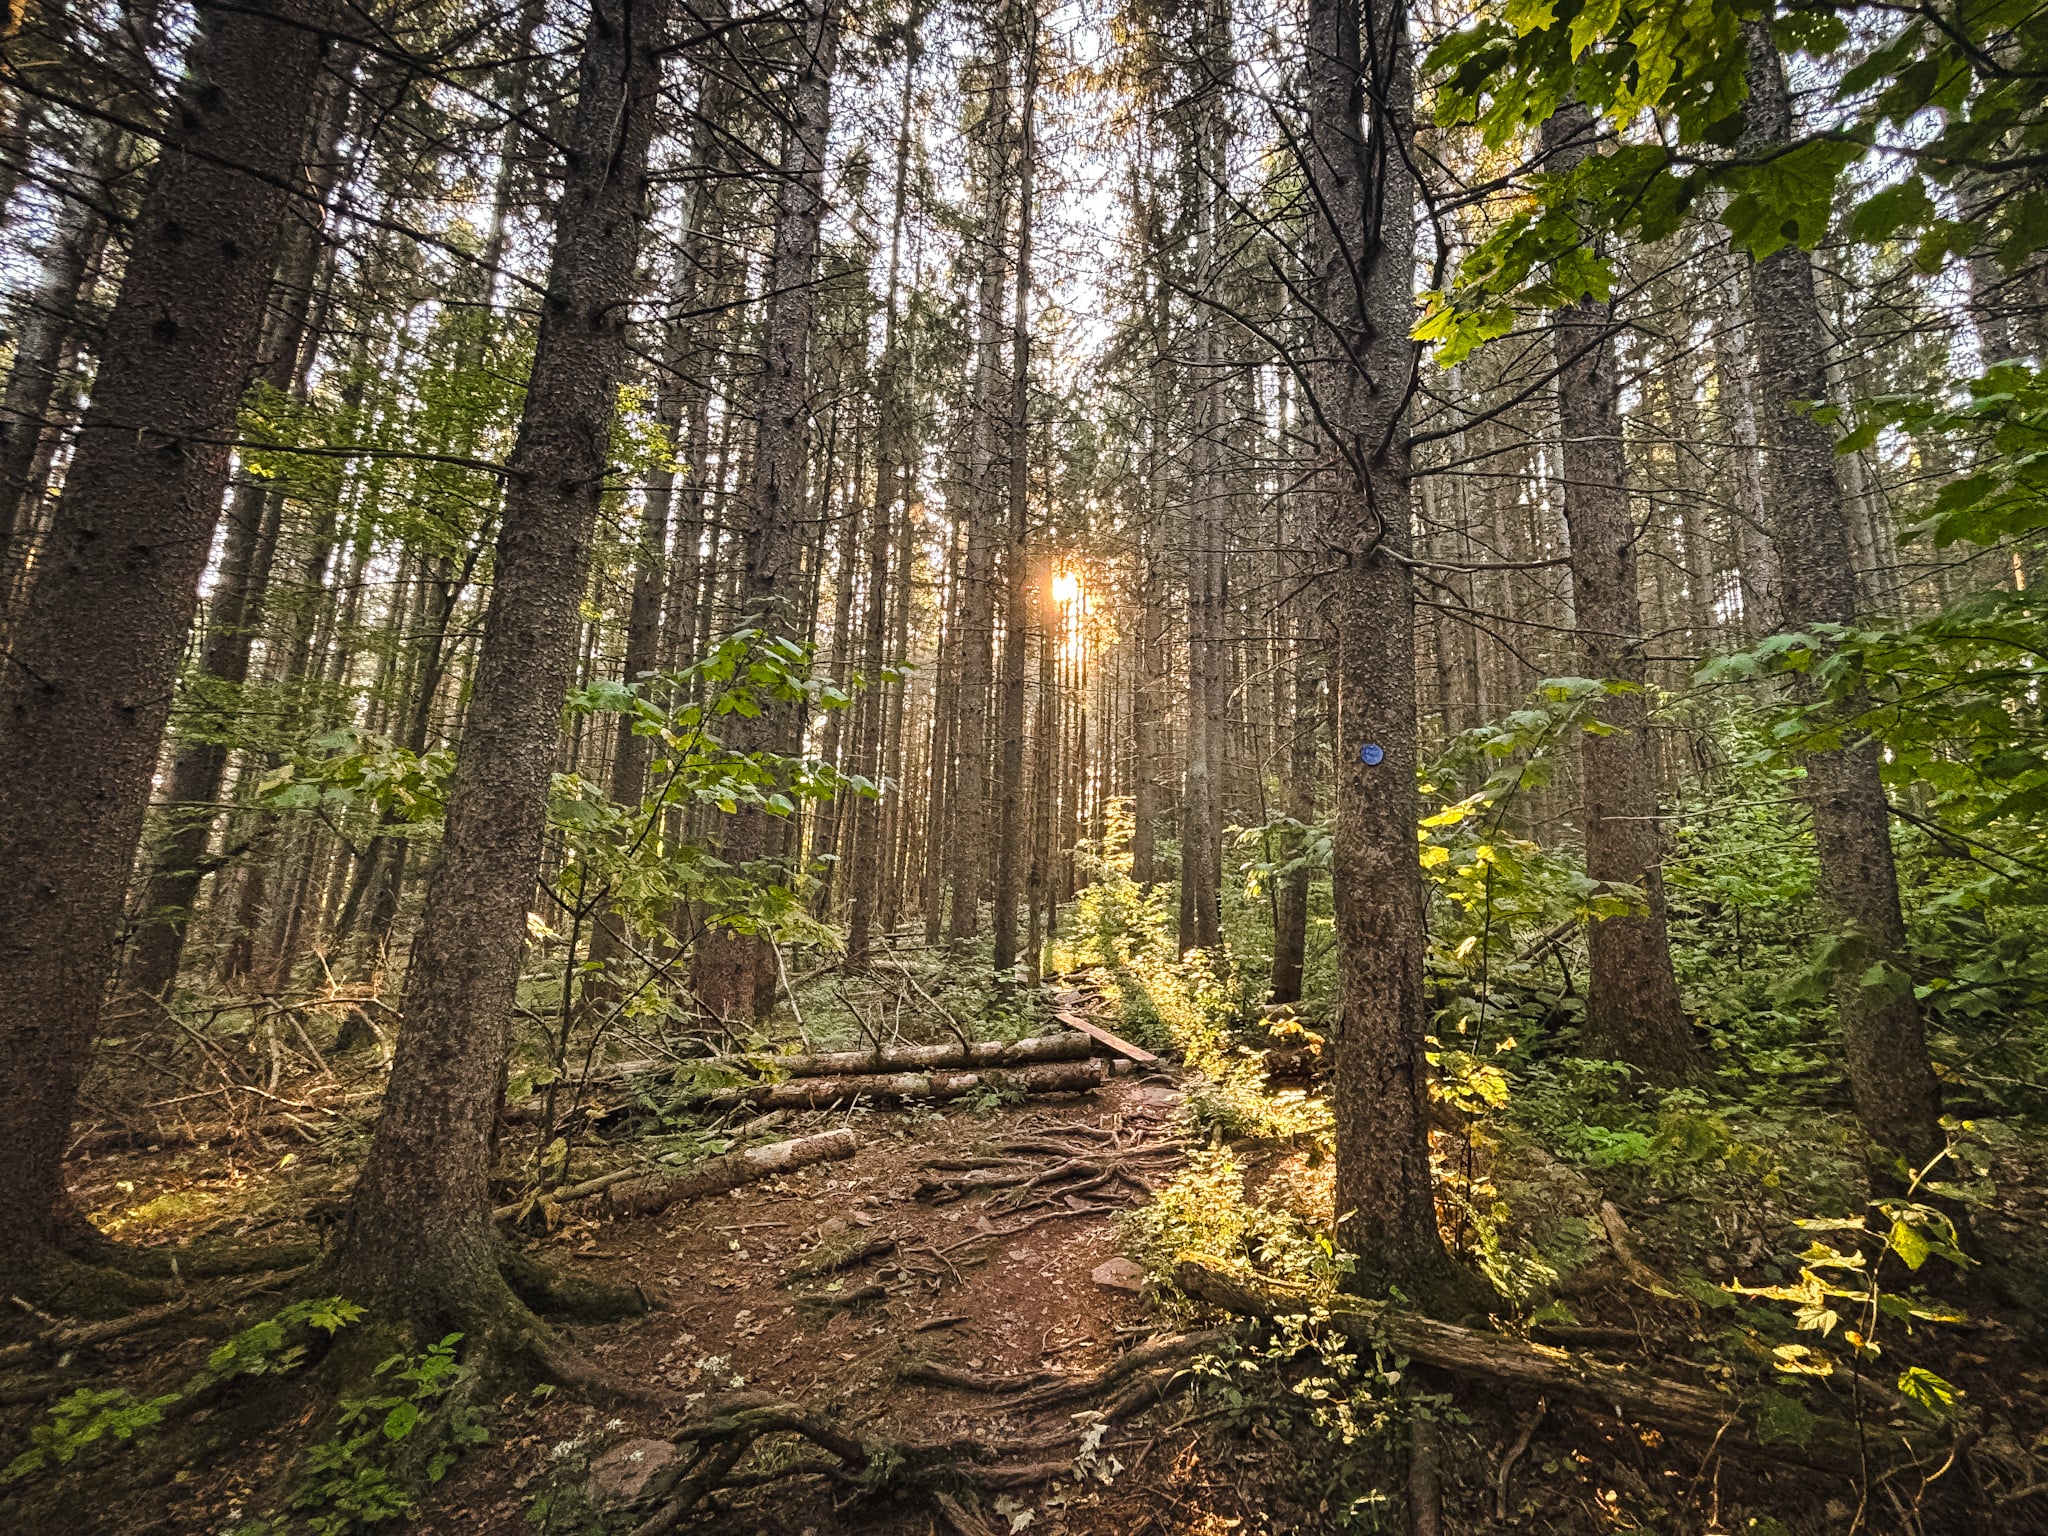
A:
[
  {"left": 1739, "top": 20, "right": 1942, "bottom": 1167},
  {"left": 945, "top": 89, "right": 1014, "bottom": 950},
  {"left": 1540, "top": 102, "right": 1698, "bottom": 1084},
  {"left": 992, "top": 3, "right": 1038, "bottom": 975},
  {"left": 1270, "top": 608, "right": 1318, "bottom": 1005},
  {"left": 846, "top": 13, "right": 923, "bottom": 963},
  {"left": 0, "top": 0, "right": 332, "bottom": 1295},
  {"left": 328, "top": 0, "right": 670, "bottom": 1331},
  {"left": 692, "top": 0, "right": 841, "bottom": 1021},
  {"left": 1306, "top": 0, "right": 1464, "bottom": 1305},
  {"left": 1705, "top": 240, "right": 1779, "bottom": 643},
  {"left": 125, "top": 66, "right": 356, "bottom": 998},
  {"left": 0, "top": 118, "right": 124, "bottom": 561}
]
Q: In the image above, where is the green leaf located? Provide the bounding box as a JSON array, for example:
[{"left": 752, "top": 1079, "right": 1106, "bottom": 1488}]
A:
[
  {"left": 1896, "top": 1365, "right": 1959, "bottom": 1415},
  {"left": 1568, "top": 0, "right": 1621, "bottom": 58}
]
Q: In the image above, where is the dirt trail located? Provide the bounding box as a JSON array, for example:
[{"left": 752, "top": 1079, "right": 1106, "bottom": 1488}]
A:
[{"left": 449, "top": 1072, "right": 1216, "bottom": 1535}]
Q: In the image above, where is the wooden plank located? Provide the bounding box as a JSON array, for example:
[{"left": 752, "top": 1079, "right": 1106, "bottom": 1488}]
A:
[{"left": 1051, "top": 1001, "right": 1157, "bottom": 1065}]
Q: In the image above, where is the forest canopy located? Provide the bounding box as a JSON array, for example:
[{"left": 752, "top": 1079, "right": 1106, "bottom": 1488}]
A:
[{"left": 1, "top": 0, "right": 2046, "bottom": 1528}]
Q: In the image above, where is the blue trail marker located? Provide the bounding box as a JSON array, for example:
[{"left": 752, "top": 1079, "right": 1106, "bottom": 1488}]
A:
[{"left": 1358, "top": 741, "right": 1384, "bottom": 766}]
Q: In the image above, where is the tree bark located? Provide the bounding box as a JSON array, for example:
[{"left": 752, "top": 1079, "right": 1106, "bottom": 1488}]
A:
[
  {"left": 1306, "top": 0, "right": 1464, "bottom": 1305},
  {"left": 1739, "top": 20, "right": 1943, "bottom": 1166},
  {"left": 0, "top": 118, "right": 122, "bottom": 559},
  {"left": 693, "top": 0, "right": 842, "bottom": 1021},
  {"left": 0, "top": 0, "right": 332, "bottom": 1291},
  {"left": 846, "top": 17, "right": 924, "bottom": 962},
  {"left": 328, "top": 0, "right": 670, "bottom": 1329},
  {"left": 945, "top": 82, "right": 1014, "bottom": 951},
  {"left": 1269, "top": 607, "right": 1318, "bottom": 1005},
  {"left": 1540, "top": 103, "right": 1698, "bottom": 1084},
  {"left": 126, "top": 65, "right": 356, "bottom": 998},
  {"left": 992, "top": 1, "right": 1038, "bottom": 975}
]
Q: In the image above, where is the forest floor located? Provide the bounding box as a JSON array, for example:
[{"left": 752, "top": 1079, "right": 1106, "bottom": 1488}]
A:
[{"left": 11, "top": 995, "right": 2048, "bottom": 1534}]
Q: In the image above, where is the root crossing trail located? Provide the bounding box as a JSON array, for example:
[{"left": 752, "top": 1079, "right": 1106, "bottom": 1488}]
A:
[{"left": 447, "top": 1074, "right": 1208, "bottom": 1534}]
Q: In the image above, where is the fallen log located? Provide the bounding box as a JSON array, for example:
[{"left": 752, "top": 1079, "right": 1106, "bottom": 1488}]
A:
[
  {"left": 690, "top": 1057, "right": 1108, "bottom": 1112},
  {"left": 601, "top": 1129, "right": 858, "bottom": 1219},
  {"left": 1171, "top": 1255, "right": 1946, "bottom": 1476},
  {"left": 729, "top": 1034, "right": 1098, "bottom": 1079}
]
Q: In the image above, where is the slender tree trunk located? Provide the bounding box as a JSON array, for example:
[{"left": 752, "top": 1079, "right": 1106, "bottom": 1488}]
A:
[
  {"left": 1540, "top": 103, "right": 1697, "bottom": 1083},
  {"left": 0, "top": 119, "right": 123, "bottom": 563},
  {"left": 1706, "top": 241, "right": 1779, "bottom": 643},
  {"left": 1307, "top": 0, "right": 1463, "bottom": 1305},
  {"left": 126, "top": 66, "right": 356, "bottom": 998},
  {"left": 946, "top": 95, "right": 1014, "bottom": 949},
  {"left": 847, "top": 12, "right": 923, "bottom": 962},
  {"left": 1739, "top": 20, "right": 1942, "bottom": 1166},
  {"left": 992, "top": 2, "right": 1038, "bottom": 975},
  {"left": 328, "top": 0, "right": 670, "bottom": 1330},
  {"left": 0, "top": 0, "right": 332, "bottom": 1295},
  {"left": 1270, "top": 603, "right": 1318, "bottom": 1005},
  {"left": 693, "top": 0, "right": 841, "bottom": 1020}
]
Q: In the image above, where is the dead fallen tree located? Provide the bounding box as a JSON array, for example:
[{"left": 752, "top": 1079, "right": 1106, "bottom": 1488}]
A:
[
  {"left": 690, "top": 1057, "right": 1108, "bottom": 1112},
  {"left": 593, "top": 1129, "right": 859, "bottom": 1220},
  {"left": 725, "top": 1034, "right": 1097, "bottom": 1078},
  {"left": 1171, "top": 1255, "right": 1948, "bottom": 1476}
]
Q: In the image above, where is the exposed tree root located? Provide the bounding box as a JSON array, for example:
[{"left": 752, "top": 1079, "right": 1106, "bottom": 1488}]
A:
[
  {"left": 617, "top": 1390, "right": 1123, "bottom": 1536},
  {"left": 0, "top": 1264, "right": 308, "bottom": 1369},
  {"left": 498, "top": 1244, "right": 649, "bottom": 1323},
  {"left": 0, "top": 1244, "right": 172, "bottom": 1322}
]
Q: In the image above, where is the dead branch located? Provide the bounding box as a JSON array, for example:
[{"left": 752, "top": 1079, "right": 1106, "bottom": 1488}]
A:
[
  {"left": 785, "top": 1230, "right": 898, "bottom": 1280},
  {"left": 599, "top": 1129, "right": 857, "bottom": 1220},
  {"left": 1170, "top": 1254, "right": 1947, "bottom": 1476}
]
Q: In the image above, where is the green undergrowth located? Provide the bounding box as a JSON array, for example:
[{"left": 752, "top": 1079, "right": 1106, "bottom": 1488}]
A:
[{"left": 2, "top": 1297, "right": 502, "bottom": 1536}]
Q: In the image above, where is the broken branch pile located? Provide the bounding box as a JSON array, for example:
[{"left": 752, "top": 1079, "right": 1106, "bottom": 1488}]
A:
[{"left": 916, "top": 1129, "right": 1183, "bottom": 1213}]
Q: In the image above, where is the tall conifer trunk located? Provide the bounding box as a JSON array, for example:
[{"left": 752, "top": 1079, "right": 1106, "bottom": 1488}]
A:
[
  {"left": 992, "top": 0, "right": 1038, "bottom": 975},
  {"left": 1307, "top": 0, "right": 1463, "bottom": 1304},
  {"left": 1739, "top": 21, "right": 1943, "bottom": 1166},
  {"left": 946, "top": 85, "right": 1013, "bottom": 949},
  {"left": 1540, "top": 102, "right": 1698, "bottom": 1083},
  {"left": 693, "top": 0, "right": 842, "bottom": 1019},
  {"left": 847, "top": 9, "right": 924, "bottom": 963},
  {"left": 329, "top": 0, "right": 670, "bottom": 1330},
  {"left": 0, "top": 0, "right": 332, "bottom": 1302},
  {"left": 126, "top": 68, "right": 357, "bottom": 998}
]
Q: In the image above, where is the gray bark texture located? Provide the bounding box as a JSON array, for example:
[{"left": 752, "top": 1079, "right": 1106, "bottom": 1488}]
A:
[
  {"left": 993, "top": 8, "right": 1038, "bottom": 975},
  {"left": 329, "top": 0, "right": 671, "bottom": 1324},
  {"left": 1740, "top": 22, "right": 1943, "bottom": 1165},
  {"left": 0, "top": 0, "right": 332, "bottom": 1278},
  {"left": 126, "top": 65, "right": 356, "bottom": 999},
  {"left": 1540, "top": 102, "right": 1698, "bottom": 1084},
  {"left": 1307, "top": 0, "right": 1462, "bottom": 1304},
  {"left": 694, "top": 0, "right": 842, "bottom": 1019}
]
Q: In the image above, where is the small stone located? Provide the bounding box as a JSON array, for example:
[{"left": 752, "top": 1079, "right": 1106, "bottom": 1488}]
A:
[
  {"left": 590, "top": 1439, "right": 678, "bottom": 1507},
  {"left": 1129, "top": 1084, "right": 1180, "bottom": 1109},
  {"left": 1092, "top": 1257, "right": 1147, "bottom": 1293}
]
